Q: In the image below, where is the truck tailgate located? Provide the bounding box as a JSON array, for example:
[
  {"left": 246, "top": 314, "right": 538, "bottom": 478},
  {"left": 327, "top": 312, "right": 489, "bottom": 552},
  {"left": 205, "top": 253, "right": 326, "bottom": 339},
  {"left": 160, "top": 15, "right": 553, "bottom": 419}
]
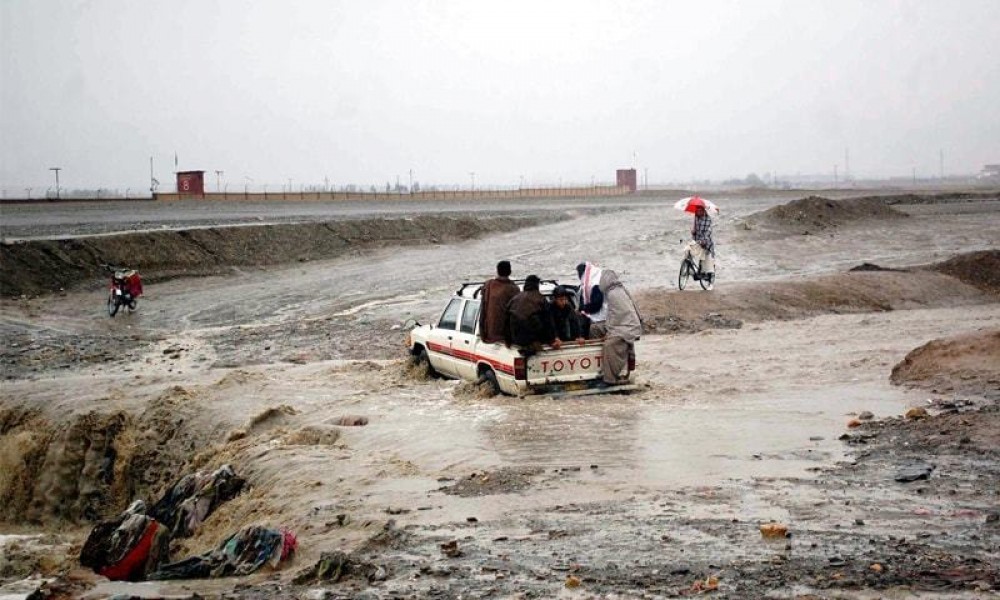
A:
[{"left": 526, "top": 342, "right": 606, "bottom": 384}]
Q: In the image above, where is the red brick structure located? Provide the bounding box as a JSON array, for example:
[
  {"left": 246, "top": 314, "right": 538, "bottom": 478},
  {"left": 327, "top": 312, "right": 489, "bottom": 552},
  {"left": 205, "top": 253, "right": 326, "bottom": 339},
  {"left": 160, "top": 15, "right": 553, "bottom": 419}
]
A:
[
  {"left": 176, "top": 171, "right": 205, "bottom": 197},
  {"left": 616, "top": 168, "right": 637, "bottom": 192}
]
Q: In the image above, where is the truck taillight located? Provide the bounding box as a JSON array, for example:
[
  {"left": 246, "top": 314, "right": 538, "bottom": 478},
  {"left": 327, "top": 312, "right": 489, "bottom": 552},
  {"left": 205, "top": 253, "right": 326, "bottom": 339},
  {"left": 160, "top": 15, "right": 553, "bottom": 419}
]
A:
[
  {"left": 627, "top": 353, "right": 636, "bottom": 372},
  {"left": 514, "top": 357, "right": 527, "bottom": 381}
]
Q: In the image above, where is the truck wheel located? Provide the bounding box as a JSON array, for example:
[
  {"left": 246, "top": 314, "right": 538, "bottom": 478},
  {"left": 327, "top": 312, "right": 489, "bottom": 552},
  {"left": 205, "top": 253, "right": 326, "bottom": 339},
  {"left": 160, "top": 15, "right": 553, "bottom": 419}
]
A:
[
  {"left": 413, "top": 347, "right": 436, "bottom": 378},
  {"left": 481, "top": 368, "right": 501, "bottom": 396}
]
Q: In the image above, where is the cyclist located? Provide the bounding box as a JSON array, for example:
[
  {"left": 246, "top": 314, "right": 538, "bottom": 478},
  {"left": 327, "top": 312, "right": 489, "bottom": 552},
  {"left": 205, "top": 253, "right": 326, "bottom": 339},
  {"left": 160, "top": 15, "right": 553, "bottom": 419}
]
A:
[{"left": 691, "top": 205, "right": 715, "bottom": 290}]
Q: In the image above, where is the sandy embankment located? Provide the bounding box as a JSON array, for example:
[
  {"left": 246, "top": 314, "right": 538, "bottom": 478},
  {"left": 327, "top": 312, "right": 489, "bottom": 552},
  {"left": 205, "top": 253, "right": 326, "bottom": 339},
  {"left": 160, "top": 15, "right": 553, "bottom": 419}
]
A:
[{"left": 0, "top": 214, "right": 565, "bottom": 297}]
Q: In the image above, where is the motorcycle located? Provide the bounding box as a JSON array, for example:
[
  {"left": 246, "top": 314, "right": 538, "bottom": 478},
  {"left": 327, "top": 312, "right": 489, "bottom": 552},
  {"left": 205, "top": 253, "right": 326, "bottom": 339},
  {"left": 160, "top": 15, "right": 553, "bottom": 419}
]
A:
[{"left": 103, "top": 264, "right": 142, "bottom": 317}]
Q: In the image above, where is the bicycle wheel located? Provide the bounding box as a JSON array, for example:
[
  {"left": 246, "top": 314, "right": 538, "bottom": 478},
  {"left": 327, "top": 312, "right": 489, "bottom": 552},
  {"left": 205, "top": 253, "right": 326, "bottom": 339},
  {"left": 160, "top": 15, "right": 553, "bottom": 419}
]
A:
[
  {"left": 678, "top": 259, "right": 691, "bottom": 290},
  {"left": 699, "top": 269, "right": 711, "bottom": 291}
]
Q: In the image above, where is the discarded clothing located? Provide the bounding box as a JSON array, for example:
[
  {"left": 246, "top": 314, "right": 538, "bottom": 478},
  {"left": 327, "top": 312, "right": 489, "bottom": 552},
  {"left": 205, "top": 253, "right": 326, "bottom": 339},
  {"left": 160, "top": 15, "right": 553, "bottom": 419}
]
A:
[
  {"left": 80, "top": 500, "right": 170, "bottom": 582},
  {"left": 292, "top": 550, "right": 387, "bottom": 585},
  {"left": 150, "top": 525, "right": 297, "bottom": 580},
  {"left": 150, "top": 464, "right": 245, "bottom": 538}
]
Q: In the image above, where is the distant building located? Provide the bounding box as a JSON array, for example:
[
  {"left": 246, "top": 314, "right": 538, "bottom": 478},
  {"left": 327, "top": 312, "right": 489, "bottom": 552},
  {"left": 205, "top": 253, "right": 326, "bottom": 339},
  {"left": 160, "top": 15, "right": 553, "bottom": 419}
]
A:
[
  {"left": 616, "top": 168, "right": 637, "bottom": 192},
  {"left": 978, "top": 164, "right": 1000, "bottom": 180},
  {"left": 176, "top": 170, "right": 205, "bottom": 196}
]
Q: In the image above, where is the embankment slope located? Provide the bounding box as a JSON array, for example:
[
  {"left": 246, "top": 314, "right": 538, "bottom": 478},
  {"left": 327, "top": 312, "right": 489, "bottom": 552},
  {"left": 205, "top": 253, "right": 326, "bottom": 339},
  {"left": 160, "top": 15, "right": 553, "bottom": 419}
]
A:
[{"left": 0, "top": 215, "right": 556, "bottom": 297}]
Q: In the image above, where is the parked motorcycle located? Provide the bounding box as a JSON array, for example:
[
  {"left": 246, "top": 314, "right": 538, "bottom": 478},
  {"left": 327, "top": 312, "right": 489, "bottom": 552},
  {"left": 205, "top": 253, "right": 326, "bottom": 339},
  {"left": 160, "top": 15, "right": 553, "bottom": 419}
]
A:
[{"left": 103, "top": 264, "right": 143, "bottom": 317}]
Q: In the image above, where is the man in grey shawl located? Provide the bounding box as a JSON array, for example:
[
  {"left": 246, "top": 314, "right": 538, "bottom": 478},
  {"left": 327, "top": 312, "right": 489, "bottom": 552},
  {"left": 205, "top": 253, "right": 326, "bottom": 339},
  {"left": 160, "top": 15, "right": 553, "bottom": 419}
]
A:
[{"left": 576, "top": 262, "right": 642, "bottom": 386}]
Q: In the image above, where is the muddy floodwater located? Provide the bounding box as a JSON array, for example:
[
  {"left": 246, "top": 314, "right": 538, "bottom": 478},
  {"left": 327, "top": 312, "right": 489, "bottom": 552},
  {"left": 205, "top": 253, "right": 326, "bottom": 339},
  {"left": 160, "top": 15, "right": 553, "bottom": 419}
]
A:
[{"left": 1, "top": 190, "right": 999, "bottom": 598}]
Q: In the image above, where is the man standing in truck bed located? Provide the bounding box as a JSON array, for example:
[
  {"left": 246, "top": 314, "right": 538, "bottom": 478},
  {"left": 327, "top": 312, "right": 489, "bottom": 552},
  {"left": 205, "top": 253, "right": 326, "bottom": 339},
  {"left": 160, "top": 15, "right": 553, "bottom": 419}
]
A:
[
  {"left": 577, "top": 262, "right": 642, "bottom": 387},
  {"left": 479, "top": 260, "right": 519, "bottom": 344}
]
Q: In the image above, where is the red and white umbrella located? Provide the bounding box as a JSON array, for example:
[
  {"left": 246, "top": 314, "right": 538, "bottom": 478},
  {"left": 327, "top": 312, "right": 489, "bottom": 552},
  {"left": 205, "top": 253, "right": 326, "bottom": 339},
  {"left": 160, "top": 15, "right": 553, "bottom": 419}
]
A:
[{"left": 673, "top": 196, "right": 720, "bottom": 214}]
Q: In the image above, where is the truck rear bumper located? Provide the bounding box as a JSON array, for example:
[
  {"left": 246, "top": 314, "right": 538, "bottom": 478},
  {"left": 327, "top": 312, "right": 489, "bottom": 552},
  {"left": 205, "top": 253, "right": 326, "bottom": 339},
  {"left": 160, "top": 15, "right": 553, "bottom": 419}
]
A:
[{"left": 520, "top": 381, "right": 640, "bottom": 398}]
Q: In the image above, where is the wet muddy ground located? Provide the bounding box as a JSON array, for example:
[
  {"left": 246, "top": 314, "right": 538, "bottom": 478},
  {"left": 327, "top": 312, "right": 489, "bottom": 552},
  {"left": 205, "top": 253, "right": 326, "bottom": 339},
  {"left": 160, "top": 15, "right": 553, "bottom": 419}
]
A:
[{"left": 1, "top": 190, "right": 998, "bottom": 599}]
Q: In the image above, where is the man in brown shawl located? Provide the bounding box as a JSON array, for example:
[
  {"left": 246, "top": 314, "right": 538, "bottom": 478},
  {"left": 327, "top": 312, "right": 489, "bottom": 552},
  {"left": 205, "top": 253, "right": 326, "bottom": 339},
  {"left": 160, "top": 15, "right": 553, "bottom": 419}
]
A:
[{"left": 478, "top": 260, "right": 519, "bottom": 343}]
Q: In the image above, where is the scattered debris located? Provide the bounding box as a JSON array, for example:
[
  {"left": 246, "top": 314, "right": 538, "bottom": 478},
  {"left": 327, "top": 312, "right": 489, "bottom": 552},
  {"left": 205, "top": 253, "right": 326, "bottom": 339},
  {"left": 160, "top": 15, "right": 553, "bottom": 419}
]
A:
[
  {"left": 150, "top": 464, "right": 245, "bottom": 538},
  {"left": 292, "top": 550, "right": 387, "bottom": 584},
  {"left": 79, "top": 500, "right": 169, "bottom": 581},
  {"left": 440, "top": 540, "right": 462, "bottom": 558},
  {"left": 150, "top": 525, "right": 296, "bottom": 579},
  {"left": 759, "top": 523, "right": 789, "bottom": 539},
  {"left": 895, "top": 461, "right": 935, "bottom": 483}
]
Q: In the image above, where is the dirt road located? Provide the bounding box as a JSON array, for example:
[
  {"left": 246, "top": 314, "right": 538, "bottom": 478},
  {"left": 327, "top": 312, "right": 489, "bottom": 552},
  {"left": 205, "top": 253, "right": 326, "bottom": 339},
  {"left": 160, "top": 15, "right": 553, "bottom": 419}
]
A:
[{"left": 1, "top": 191, "right": 998, "bottom": 598}]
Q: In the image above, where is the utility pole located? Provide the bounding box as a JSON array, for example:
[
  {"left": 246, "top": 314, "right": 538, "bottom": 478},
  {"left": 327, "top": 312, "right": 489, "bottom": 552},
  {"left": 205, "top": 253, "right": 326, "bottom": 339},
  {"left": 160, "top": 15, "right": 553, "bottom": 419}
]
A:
[
  {"left": 844, "top": 148, "right": 850, "bottom": 182},
  {"left": 215, "top": 170, "right": 224, "bottom": 192},
  {"left": 408, "top": 169, "right": 413, "bottom": 194},
  {"left": 149, "top": 157, "right": 155, "bottom": 194},
  {"left": 49, "top": 167, "right": 61, "bottom": 199}
]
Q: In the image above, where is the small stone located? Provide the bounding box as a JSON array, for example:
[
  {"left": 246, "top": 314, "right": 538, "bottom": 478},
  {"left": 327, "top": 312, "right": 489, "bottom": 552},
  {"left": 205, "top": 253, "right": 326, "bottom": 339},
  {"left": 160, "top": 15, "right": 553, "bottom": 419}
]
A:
[
  {"left": 905, "top": 407, "right": 929, "bottom": 420},
  {"left": 858, "top": 411, "right": 874, "bottom": 421},
  {"left": 760, "top": 523, "right": 789, "bottom": 538},
  {"left": 565, "top": 575, "right": 582, "bottom": 588}
]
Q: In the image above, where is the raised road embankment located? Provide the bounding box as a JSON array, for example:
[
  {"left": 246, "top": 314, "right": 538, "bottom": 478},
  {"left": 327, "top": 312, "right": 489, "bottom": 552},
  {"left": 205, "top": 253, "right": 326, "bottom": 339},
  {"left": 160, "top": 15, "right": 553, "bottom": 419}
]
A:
[{"left": 0, "top": 214, "right": 556, "bottom": 297}]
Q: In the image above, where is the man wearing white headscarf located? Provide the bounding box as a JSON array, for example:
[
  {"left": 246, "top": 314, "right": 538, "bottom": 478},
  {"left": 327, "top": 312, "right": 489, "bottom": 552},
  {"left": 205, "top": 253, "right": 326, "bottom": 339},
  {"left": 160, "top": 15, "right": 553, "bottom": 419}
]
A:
[{"left": 576, "top": 262, "right": 642, "bottom": 386}]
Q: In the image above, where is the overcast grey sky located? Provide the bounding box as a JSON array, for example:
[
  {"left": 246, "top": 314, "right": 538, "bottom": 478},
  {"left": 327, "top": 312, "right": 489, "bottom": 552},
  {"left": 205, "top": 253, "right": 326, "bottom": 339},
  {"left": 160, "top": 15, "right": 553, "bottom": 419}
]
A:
[{"left": 2, "top": 0, "right": 998, "bottom": 190}]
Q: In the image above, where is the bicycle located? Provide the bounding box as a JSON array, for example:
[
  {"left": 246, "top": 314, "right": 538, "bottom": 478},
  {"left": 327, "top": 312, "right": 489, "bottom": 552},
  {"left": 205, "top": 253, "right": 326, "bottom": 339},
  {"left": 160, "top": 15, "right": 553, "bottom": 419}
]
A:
[{"left": 678, "top": 241, "right": 714, "bottom": 291}]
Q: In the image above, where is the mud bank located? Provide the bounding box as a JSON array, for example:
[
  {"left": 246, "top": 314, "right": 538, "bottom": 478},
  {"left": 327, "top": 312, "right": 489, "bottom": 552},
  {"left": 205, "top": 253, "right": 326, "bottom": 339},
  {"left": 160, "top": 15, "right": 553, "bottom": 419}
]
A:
[
  {"left": 739, "top": 194, "right": 909, "bottom": 235},
  {"left": 0, "top": 214, "right": 562, "bottom": 297},
  {"left": 891, "top": 328, "right": 1000, "bottom": 396},
  {"left": 638, "top": 251, "right": 999, "bottom": 333}
]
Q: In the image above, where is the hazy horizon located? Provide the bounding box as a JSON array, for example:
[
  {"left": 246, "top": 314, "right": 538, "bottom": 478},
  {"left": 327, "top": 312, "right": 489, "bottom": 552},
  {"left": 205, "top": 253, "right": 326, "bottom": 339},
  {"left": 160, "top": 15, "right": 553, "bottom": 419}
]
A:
[{"left": 2, "top": 0, "right": 999, "bottom": 191}]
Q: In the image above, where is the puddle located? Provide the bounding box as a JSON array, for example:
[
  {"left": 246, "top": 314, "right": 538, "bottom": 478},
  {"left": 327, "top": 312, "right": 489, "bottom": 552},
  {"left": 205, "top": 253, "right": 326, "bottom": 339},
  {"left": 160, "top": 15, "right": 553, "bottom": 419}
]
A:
[{"left": 346, "top": 380, "right": 914, "bottom": 491}]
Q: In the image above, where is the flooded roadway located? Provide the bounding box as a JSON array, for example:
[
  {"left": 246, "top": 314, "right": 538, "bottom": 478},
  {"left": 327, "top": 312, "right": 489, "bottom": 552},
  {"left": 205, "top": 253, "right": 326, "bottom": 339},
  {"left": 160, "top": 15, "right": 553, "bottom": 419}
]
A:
[{"left": 2, "top": 191, "right": 998, "bottom": 598}]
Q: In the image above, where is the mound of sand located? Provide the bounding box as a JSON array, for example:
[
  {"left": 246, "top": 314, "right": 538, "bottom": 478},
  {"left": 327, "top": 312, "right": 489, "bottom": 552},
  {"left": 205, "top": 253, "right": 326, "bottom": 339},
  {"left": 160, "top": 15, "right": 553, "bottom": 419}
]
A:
[
  {"left": 0, "top": 214, "right": 563, "bottom": 297},
  {"left": 890, "top": 329, "right": 1000, "bottom": 395},
  {"left": 741, "top": 195, "right": 908, "bottom": 234},
  {"left": 637, "top": 261, "right": 995, "bottom": 334},
  {"left": 929, "top": 250, "right": 1000, "bottom": 294}
]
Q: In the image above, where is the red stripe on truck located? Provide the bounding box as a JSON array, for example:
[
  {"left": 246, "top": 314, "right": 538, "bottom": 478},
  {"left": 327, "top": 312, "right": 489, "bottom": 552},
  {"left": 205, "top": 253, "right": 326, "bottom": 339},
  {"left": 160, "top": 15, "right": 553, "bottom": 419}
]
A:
[{"left": 425, "top": 342, "right": 515, "bottom": 375}]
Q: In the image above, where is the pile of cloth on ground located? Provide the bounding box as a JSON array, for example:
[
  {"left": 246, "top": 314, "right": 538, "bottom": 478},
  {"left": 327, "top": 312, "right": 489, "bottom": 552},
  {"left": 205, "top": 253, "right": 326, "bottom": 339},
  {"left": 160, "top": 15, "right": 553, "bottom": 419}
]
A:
[
  {"left": 150, "top": 525, "right": 297, "bottom": 580},
  {"left": 150, "top": 464, "right": 246, "bottom": 537},
  {"left": 79, "top": 464, "right": 295, "bottom": 582},
  {"left": 79, "top": 500, "right": 170, "bottom": 582}
]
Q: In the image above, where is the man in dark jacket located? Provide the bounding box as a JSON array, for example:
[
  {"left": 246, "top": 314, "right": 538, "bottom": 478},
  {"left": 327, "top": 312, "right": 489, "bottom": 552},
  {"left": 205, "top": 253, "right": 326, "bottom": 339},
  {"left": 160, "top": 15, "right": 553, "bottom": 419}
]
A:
[
  {"left": 504, "top": 275, "right": 561, "bottom": 352},
  {"left": 479, "top": 260, "right": 519, "bottom": 343},
  {"left": 548, "top": 286, "right": 584, "bottom": 343}
]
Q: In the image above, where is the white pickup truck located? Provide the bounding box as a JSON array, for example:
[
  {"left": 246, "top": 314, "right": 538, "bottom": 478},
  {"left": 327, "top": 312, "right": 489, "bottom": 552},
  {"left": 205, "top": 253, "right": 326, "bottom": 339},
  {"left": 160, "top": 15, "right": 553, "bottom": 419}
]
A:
[{"left": 406, "top": 280, "right": 637, "bottom": 397}]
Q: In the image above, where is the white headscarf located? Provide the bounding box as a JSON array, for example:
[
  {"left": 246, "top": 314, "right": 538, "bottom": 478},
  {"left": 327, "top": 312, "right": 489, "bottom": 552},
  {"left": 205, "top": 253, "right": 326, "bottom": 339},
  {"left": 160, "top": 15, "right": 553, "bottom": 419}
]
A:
[{"left": 579, "top": 262, "right": 607, "bottom": 322}]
